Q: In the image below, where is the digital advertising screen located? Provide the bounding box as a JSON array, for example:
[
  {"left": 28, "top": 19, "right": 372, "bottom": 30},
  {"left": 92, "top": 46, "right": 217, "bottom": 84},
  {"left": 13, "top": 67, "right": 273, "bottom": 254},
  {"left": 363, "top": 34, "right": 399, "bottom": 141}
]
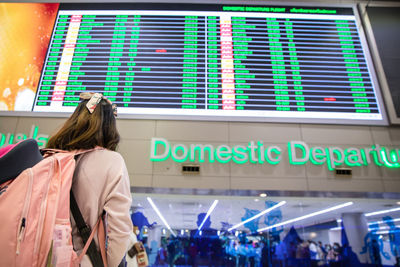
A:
[
  {"left": 0, "top": 3, "right": 388, "bottom": 125},
  {"left": 0, "top": 3, "right": 59, "bottom": 111}
]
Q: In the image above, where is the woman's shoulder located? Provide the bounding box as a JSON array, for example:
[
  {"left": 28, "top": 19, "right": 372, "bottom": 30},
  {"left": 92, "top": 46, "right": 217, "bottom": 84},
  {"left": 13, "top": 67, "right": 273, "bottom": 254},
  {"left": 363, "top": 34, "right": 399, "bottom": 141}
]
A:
[
  {"left": 81, "top": 148, "right": 126, "bottom": 168},
  {"left": 89, "top": 148, "right": 124, "bottom": 159}
]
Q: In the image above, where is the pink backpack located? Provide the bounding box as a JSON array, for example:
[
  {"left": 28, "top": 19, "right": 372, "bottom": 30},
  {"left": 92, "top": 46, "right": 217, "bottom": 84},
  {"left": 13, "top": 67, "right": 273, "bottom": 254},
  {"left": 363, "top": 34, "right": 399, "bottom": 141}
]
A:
[{"left": 0, "top": 144, "right": 107, "bottom": 267}]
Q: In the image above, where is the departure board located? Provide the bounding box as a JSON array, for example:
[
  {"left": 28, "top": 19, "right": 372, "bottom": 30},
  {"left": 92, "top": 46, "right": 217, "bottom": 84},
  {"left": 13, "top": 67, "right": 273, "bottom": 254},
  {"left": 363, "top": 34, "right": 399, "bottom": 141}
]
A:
[{"left": 33, "top": 3, "right": 387, "bottom": 124}]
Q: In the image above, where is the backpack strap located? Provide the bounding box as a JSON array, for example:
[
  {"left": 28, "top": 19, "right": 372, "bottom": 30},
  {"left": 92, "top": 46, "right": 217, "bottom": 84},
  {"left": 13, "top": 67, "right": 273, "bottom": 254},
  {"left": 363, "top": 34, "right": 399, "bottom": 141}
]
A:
[
  {"left": 68, "top": 146, "right": 106, "bottom": 266},
  {"left": 70, "top": 191, "right": 106, "bottom": 267}
]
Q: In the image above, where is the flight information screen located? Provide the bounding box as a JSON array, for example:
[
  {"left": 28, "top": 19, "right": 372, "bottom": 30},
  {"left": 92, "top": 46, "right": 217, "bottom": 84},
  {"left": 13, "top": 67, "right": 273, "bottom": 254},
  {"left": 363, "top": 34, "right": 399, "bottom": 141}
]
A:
[{"left": 33, "top": 3, "right": 387, "bottom": 124}]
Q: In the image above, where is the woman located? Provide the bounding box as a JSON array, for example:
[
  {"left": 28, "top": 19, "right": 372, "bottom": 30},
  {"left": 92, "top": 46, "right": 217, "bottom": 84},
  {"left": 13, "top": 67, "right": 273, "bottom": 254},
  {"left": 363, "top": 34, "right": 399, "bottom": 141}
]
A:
[
  {"left": 325, "top": 244, "right": 336, "bottom": 262},
  {"left": 46, "top": 92, "right": 132, "bottom": 267}
]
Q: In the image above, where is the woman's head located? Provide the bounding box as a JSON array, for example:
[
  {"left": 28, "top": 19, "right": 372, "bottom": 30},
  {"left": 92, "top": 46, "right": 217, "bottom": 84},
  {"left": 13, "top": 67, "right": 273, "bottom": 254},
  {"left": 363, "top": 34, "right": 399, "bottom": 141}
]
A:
[{"left": 46, "top": 93, "right": 120, "bottom": 151}]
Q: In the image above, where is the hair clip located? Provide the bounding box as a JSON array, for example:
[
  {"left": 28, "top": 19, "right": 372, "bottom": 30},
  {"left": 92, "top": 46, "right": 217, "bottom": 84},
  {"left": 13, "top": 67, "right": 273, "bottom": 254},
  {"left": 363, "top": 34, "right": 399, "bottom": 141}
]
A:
[
  {"left": 112, "top": 104, "right": 118, "bottom": 117},
  {"left": 85, "top": 93, "right": 103, "bottom": 113},
  {"left": 80, "top": 92, "right": 116, "bottom": 115},
  {"left": 79, "top": 92, "right": 95, "bottom": 100}
]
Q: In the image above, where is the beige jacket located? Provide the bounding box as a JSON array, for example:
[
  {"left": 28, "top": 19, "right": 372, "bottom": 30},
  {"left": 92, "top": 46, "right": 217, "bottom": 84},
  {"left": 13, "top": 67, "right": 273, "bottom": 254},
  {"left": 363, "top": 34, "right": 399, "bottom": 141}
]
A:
[{"left": 71, "top": 149, "right": 133, "bottom": 267}]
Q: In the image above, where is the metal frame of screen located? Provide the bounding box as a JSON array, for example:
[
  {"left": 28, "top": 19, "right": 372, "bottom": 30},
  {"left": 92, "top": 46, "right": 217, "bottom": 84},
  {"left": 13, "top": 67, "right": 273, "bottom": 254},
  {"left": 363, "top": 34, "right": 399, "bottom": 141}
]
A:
[
  {"left": 357, "top": 2, "right": 400, "bottom": 125},
  {"left": 0, "top": 1, "right": 389, "bottom": 126}
]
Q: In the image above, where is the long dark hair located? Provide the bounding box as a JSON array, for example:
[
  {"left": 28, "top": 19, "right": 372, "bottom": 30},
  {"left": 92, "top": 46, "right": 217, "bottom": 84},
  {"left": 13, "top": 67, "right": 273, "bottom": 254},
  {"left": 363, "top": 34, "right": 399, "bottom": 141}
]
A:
[{"left": 46, "top": 97, "right": 120, "bottom": 151}]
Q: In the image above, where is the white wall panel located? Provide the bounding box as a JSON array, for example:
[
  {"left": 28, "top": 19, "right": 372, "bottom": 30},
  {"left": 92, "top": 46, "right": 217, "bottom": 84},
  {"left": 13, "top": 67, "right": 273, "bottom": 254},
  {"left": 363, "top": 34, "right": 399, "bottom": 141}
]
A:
[
  {"left": 301, "top": 125, "right": 374, "bottom": 145},
  {"left": 307, "top": 178, "right": 385, "bottom": 192},
  {"left": 0, "top": 116, "right": 18, "bottom": 134},
  {"left": 370, "top": 126, "right": 394, "bottom": 145},
  {"left": 155, "top": 120, "right": 229, "bottom": 142},
  {"left": 117, "top": 120, "right": 155, "bottom": 140},
  {"left": 153, "top": 155, "right": 231, "bottom": 177},
  {"left": 152, "top": 175, "right": 230, "bottom": 189},
  {"left": 1, "top": 115, "right": 400, "bottom": 193},
  {"left": 118, "top": 139, "right": 153, "bottom": 175},
  {"left": 16, "top": 117, "right": 64, "bottom": 136},
  {"left": 382, "top": 180, "right": 400, "bottom": 193},
  {"left": 129, "top": 174, "right": 152, "bottom": 187},
  {"left": 231, "top": 177, "right": 308, "bottom": 191},
  {"left": 389, "top": 127, "right": 400, "bottom": 145},
  {"left": 380, "top": 167, "right": 400, "bottom": 179},
  {"left": 229, "top": 142, "right": 307, "bottom": 178},
  {"left": 229, "top": 122, "right": 301, "bottom": 143}
]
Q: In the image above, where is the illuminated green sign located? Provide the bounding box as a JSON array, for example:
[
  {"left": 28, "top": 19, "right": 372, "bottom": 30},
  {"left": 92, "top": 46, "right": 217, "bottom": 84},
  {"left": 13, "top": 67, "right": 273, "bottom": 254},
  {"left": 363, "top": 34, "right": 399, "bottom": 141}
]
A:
[
  {"left": 222, "top": 6, "right": 337, "bottom": 14},
  {"left": 289, "top": 8, "right": 336, "bottom": 14},
  {"left": 222, "top": 6, "right": 286, "bottom": 13},
  {"left": 150, "top": 138, "right": 400, "bottom": 170},
  {"left": 0, "top": 125, "right": 49, "bottom": 148}
]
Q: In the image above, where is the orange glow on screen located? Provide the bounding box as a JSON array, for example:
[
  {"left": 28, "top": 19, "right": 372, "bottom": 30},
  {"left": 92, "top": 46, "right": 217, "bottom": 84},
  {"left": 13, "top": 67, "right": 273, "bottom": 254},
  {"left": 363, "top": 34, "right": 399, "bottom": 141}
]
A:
[{"left": 0, "top": 3, "right": 59, "bottom": 111}]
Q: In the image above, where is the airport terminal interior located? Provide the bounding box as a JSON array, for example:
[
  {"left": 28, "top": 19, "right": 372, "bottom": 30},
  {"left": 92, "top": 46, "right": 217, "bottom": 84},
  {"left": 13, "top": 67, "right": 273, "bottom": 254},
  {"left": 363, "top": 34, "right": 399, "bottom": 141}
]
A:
[{"left": 131, "top": 192, "right": 400, "bottom": 266}]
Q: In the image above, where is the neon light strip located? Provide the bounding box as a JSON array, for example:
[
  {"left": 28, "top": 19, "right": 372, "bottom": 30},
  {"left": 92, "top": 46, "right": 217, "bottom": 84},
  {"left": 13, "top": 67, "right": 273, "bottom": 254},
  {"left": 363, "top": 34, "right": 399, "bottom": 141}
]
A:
[
  {"left": 376, "top": 230, "right": 400, "bottom": 235},
  {"left": 369, "top": 224, "right": 400, "bottom": 230},
  {"left": 257, "top": 202, "right": 353, "bottom": 232},
  {"left": 228, "top": 201, "right": 286, "bottom": 231},
  {"left": 369, "top": 217, "right": 400, "bottom": 225},
  {"left": 147, "top": 197, "right": 176, "bottom": 237},
  {"left": 198, "top": 200, "right": 219, "bottom": 231},
  {"left": 365, "top": 207, "right": 400, "bottom": 217}
]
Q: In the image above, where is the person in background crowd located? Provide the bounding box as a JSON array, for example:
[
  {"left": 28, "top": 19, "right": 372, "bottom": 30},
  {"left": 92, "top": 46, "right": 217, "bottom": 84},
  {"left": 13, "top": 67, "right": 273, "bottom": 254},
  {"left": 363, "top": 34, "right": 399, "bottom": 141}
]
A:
[
  {"left": 287, "top": 241, "right": 297, "bottom": 267},
  {"left": 247, "top": 241, "right": 256, "bottom": 267},
  {"left": 371, "top": 239, "right": 383, "bottom": 266},
  {"left": 384, "top": 216, "right": 400, "bottom": 266},
  {"left": 188, "top": 242, "right": 198, "bottom": 266},
  {"left": 237, "top": 241, "right": 247, "bottom": 266},
  {"left": 361, "top": 223, "right": 390, "bottom": 265},
  {"left": 261, "top": 239, "right": 270, "bottom": 267},
  {"left": 325, "top": 244, "right": 336, "bottom": 264},
  {"left": 317, "top": 241, "right": 326, "bottom": 262},
  {"left": 167, "top": 238, "right": 177, "bottom": 267},
  {"left": 254, "top": 242, "right": 262, "bottom": 267},
  {"left": 308, "top": 241, "right": 318, "bottom": 259},
  {"left": 227, "top": 239, "right": 237, "bottom": 266},
  {"left": 332, "top": 242, "right": 342, "bottom": 261},
  {"left": 327, "top": 242, "right": 343, "bottom": 267},
  {"left": 297, "top": 239, "right": 311, "bottom": 267},
  {"left": 275, "top": 240, "right": 287, "bottom": 267},
  {"left": 46, "top": 92, "right": 132, "bottom": 267},
  {"left": 308, "top": 240, "right": 318, "bottom": 267},
  {"left": 155, "top": 244, "right": 168, "bottom": 266},
  {"left": 149, "top": 240, "right": 159, "bottom": 265}
]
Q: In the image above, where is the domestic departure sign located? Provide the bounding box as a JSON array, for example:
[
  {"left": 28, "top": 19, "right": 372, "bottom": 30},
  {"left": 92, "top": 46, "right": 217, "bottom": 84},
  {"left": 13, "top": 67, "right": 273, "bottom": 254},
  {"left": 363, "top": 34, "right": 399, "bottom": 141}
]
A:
[
  {"left": 150, "top": 138, "right": 400, "bottom": 170},
  {"left": 33, "top": 3, "right": 386, "bottom": 125}
]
